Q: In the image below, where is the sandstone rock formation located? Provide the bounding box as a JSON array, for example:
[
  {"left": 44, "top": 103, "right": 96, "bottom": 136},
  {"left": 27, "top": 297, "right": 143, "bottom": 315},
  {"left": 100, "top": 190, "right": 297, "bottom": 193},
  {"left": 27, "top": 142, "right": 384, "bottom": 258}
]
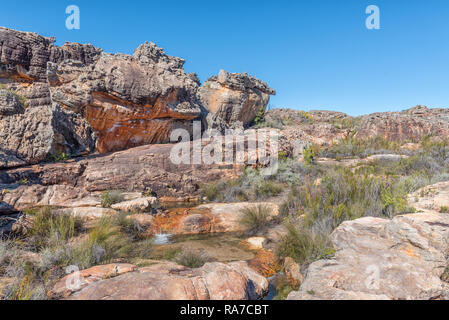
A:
[
  {"left": 287, "top": 182, "right": 449, "bottom": 300},
  {"left": 0, "top": 96, "right": 96, "bottom": 169},
  {"left": 51, "top": 261, "right": 268, "bottom": 300},
  {"left": 1, "top": 27, "right": 276, "bottom": 161},
  {"left": 0, "top": 142, "right": 239, "bottom": 213},
  {"left": 0, "top": 27, "right": 101, "bottom": 108},
  {"left": 48, "top": 42, "right": 202, "bottom": 153},
  {"left": 355, "top": 106, "right": 449, "bottom": 142},
  {"left": 199, "top": 70, "right": 276, "bottom": 128}
]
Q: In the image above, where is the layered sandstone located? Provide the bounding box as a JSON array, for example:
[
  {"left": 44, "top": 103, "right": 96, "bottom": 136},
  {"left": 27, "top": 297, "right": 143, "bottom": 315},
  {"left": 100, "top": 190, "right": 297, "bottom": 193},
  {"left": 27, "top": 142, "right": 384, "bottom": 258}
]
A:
[{"left": 199, "top": 69, "right": 276, "bottom": 128}]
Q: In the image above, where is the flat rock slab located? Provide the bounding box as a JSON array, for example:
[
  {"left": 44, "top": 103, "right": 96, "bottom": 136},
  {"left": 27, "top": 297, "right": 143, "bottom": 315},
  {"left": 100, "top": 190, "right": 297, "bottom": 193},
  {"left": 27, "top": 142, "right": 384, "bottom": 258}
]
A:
[{"left": 55, "top": 261, "right": 268, "bottom": 300}]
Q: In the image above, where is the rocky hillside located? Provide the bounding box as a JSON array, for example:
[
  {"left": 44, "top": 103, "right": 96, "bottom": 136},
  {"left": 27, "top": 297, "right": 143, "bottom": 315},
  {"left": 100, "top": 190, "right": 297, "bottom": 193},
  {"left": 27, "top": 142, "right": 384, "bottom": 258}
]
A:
[
  {"left": 0, "top": 27, "right": 275, "bottom": 167},
  {"left": 1, "top": 27, "right": 449, "bottom": 301}
]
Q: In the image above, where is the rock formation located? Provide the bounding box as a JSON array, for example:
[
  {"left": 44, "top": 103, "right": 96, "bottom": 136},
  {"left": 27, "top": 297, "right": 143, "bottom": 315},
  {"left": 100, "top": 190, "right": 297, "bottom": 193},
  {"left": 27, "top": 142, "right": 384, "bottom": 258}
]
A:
[
  {"left": 0, "top": 27, "right": 276, "bottom": 161},
  {"left": 0, "top": 142, "right": 239, "bottom": 214},
  {"left": 0, "top": 92, "right": 96, "bottom": 169},
  {"left": 47, "top": 42, "right": 202, "bottom": 153},
  {"left": 50, "top": 261, "right": 268, "bottom": 300},
  {"left": 199, "top": 69, "right": 276, "bottom": 129}
]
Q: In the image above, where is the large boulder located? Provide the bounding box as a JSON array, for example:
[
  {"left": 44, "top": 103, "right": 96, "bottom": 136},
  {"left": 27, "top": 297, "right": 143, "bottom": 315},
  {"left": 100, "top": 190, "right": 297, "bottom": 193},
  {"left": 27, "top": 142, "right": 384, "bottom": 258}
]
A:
[
  {"left": 198, "top": 70, "right": 275, "bottom": 128},
  {"left": 287, "top": 183, "right": 449, "bottom": 300},
  {"left": 0, "top": 99, "right": 96, "bottom": 169},
  {"left": 48, "top": 42, "right": 202, "bottom": 153}
]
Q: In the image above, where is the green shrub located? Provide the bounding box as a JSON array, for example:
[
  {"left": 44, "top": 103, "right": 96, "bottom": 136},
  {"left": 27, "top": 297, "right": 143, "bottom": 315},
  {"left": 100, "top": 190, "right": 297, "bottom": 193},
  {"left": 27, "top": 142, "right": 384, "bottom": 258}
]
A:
[
  {"left": 254, "top": 107, "right": 266, "bottom": 126},
  {"left": 30, "top": 207, "right": 82, "bottom": 248},
  {"left": 303, "top": 145, "right": 317, "bottom": 165},
  {"left": 276, "top": 223, "right": 334, "bottom": 265},
  {"left": 101, "top": 190, "right": 124, "bottom": 208},
  {"left": 255, "top": 180, "right": 283, "bottom": 198},
  {"left": 440, "top": 206, "right": 449, "bottom": 213},
  {"left": 239, "top": 205, "right": 271, "bottom": 236}
]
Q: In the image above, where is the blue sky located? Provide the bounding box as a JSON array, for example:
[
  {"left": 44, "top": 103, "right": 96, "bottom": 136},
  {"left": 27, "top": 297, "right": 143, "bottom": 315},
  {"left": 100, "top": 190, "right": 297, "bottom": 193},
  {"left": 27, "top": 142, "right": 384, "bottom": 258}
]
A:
[{"left": 1, "top": 0, "right": 449, "bottom": 115}]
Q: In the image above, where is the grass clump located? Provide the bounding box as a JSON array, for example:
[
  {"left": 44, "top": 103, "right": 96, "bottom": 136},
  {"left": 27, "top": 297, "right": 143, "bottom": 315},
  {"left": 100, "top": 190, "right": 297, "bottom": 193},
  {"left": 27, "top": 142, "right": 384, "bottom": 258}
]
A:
[
  {"left": 174, "top": 250, "right": 212, "bottom": 269},
  {"left": 101, "top": 190, "right": 124, "bottom": 208},
  {"left": 239, "top": 205, "right": 271, "bottom": 236},
  {"left": 29, "top": 207, "right": 83, "bottom": 248},
  {"left": 276, "top": 223, "right": 334, "bottom": 265},
  {"left": 440, "top": 206, "right": 449, "bottom": 213}
]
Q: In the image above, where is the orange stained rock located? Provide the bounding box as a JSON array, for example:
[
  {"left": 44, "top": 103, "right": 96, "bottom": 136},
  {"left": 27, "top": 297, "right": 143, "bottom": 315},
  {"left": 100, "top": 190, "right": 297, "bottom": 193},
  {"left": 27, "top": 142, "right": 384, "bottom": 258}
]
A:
[{"left": 248, "top": 250, "right": 279, "bottom": 278}]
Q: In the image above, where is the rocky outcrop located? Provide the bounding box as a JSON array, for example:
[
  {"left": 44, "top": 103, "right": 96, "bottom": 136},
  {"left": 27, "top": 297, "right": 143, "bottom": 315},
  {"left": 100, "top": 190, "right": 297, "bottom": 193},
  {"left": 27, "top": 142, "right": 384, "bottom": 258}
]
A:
[
  {"left": 0, "top": 27, "right": 102, "bottom": 108},
  {"left": 48, "top": 42, "right": 202, "bottom": 153},
  {"left": 1, "top": 27, "right": 276, "bottom": 160},
  {"left": 51, "top": 261, "right": 268, "bottom": 300},
  {"left": 287, "top": 182, "right": 449, "bottom": 300},
  {"left": 199, "top": 70, "right": 276, "bottom": 128},
  {"left": 0, "top": 98, "right": 96, "bottom": 169},
  {"left": 355, "top": 106, "right": 449, "bottom": 142},
  {"left": 0, "top": 142, "right": 239, "bottom": 213}
]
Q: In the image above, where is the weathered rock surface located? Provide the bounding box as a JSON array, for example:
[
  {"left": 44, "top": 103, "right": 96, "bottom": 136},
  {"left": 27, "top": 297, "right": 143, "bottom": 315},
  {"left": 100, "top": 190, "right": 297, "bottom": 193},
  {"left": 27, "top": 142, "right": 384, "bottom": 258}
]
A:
[
  {"left": 111, "top": 197, "right": 157, "bottom": 213},
  {"left": 0, "top": 27, "right": 102, "bottom": 108},
  {"left": 0, "top": 143, "right": 238, "bottom": 213},
  {"left": 49, "top": 263, "right": 138, "bottom": 298},
  {"left": 151, "top": 202, "right": 279, "bottom": 235},
  {"left": 48, "top": 42, "right": 202, "bottom": 153},
  {"left": 283, "top": 257, "right": 303, "bottom": 289},
  {"left": 53, "top": 261, "right": 268, "bottom": 300},
  {"left": 199, "top": 70, "right": 276, "bottom": 128},
  {"left": 52, "top": 207, "right": 117, "bottom": 220},
  {"left": 0, "top": 102, "right": 96, "bottom": 169},
  {"left": 287, "top": 182, "right": 449, "bottom": 300},
  {"left": 355, "top": 105, "right": 449, "bottom": 142}
]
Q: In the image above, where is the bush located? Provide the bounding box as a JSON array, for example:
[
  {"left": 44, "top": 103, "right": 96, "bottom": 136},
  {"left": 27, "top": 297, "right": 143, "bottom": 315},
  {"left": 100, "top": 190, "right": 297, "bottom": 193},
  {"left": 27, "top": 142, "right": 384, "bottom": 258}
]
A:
[
  {"left": 174, "top": 250, "right": 212, "bottom": 268},
  {"left": 30, "top": 207, "right": 82, "bottom": 248},
  {"left": 239, "top": 205, "right": 271, "bottom": 236},
  {"left": 101, "top": 190, "right": 124, "bottom": 208},
  {"left": 255, "top": 180, "right": 283, "bottom": 198},
  {"left": 276, "top": 223, "right": 334, "bottom": 265},
  {"left": 440, "top": 206, "right": 449, "bottom": 213}
]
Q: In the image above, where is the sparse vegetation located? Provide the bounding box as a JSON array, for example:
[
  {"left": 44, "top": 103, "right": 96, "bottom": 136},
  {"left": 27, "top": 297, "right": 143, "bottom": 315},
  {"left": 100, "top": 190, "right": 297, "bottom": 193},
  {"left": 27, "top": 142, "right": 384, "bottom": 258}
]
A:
[
  {"left": 239, "top": 205, "right": 271, "bottom": 236},
  {"left": 0, "top": 84, "right": 27, "bottom": 107},
  {"left": 174, "top": 250, "right": 212, "bottom": 268},
  {"left": 276, "top": 222, "right": 334, "bottom": 265},
  {"left": 440, "top": 206, "right": 449, "bottom": 213},
  {"left": 101, "top": 190, "right": 124, "bottom": 208}
]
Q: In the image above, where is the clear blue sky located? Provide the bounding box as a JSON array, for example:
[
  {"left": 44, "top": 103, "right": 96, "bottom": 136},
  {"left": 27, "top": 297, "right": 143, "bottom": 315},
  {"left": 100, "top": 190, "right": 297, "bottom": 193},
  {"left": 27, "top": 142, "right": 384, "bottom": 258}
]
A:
[{"left": 1, "top": 0, "right": 449, "bottom": 115}]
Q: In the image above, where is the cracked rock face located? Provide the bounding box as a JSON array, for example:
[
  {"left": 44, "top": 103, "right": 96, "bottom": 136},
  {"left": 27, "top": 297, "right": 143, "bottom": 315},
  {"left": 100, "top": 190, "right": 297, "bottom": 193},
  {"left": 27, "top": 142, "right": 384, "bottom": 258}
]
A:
[
  {"left": 198, "top": 69, "right": 276, "bottom": 128},
  {"left": 48, "top": 42, "right": 202, "bottom": 153},
  {"left": 287, "top": 182, "right": 449, "bottom": 300},
  {"left": 0, "top": 99, "right": 96, "bottom": 169}
]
